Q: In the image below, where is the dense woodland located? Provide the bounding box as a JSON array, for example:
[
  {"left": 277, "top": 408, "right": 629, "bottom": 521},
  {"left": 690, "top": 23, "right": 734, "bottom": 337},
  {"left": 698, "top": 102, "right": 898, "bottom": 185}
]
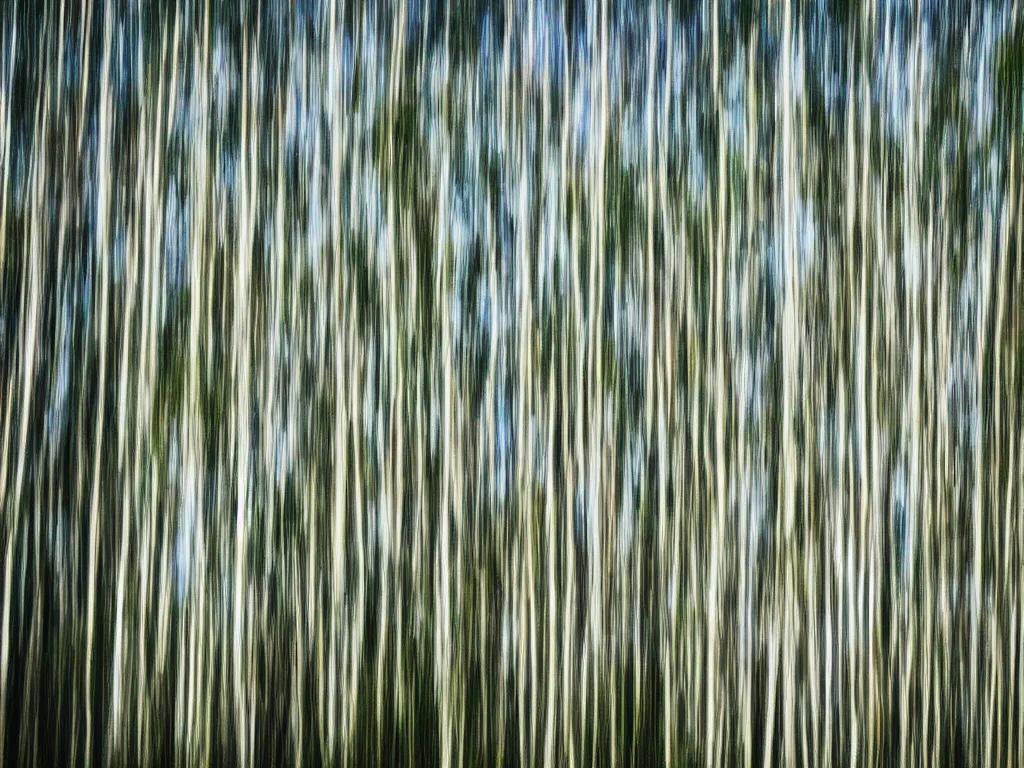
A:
[{"left": 0, "top": 0, "right": 1023, "bottom": 765}]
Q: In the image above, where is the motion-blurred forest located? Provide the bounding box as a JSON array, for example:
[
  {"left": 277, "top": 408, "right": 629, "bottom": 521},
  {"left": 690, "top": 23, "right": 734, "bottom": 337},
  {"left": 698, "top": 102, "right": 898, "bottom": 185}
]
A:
[{"left": 0, "top": 0, "right": 1023, "bottom": 765}]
